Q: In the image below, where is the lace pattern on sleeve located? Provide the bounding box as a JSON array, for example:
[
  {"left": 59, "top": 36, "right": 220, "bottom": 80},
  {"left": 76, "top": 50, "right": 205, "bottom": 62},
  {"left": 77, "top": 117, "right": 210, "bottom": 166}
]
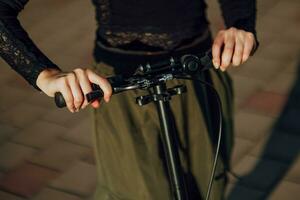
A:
[{"left": 0, "top": 21, "right": 60, "bottom": 90}]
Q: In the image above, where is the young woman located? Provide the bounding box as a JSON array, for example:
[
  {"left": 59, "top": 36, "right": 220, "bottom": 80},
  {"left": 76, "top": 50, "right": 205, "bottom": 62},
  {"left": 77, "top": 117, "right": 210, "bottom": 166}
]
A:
[{"left": 0, "top": 0, "right": 258, "bottom": 199}]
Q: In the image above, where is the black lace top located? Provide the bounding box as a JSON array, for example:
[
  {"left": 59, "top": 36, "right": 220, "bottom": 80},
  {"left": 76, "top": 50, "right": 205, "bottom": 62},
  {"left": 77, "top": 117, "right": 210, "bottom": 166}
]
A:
[{"left": 0, "top": 0, "right": 257, "bottom": 91}]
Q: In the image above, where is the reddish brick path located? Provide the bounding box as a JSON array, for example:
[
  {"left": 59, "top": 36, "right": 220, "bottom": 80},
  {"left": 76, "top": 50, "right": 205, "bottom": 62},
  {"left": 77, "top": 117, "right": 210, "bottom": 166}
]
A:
[{"left": 0, "top": 0, "right": 299, "bottom": 199}]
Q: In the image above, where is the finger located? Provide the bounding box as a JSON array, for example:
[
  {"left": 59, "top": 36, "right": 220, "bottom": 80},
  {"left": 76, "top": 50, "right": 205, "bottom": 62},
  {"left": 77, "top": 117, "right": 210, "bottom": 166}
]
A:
[
  {"left": 232, "top": 35, "right": 244, "bottom": 67},
  {"left": 74, "top": 68, "right": 92, "bottom": 109},
  {"left": 86, "top": 69, "right": 113, "bottom": 102},
  {"left": 67, "top": 72, "right": 84, "bottom": 111},
  {"left": 57, "top": 78, "right": 75, "bottom": 113},
  {"left": 221, "top": 34, "right": 235, "bottom": 71},
  {"left": 242, "top": 33, "right": 255, "bottom": 63},
  {"left": 212, "top": 31, "right": 224, "bottom": 69}
]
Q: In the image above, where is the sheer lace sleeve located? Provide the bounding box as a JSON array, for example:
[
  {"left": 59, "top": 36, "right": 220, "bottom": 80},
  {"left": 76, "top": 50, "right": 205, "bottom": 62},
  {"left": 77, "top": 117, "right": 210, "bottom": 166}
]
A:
[
  {"left": 218, "top": 0, "right": 257, "bottom": 33},
  {"left": 218, "top": 0, "right": 259, "bottom": 51},
  {"left": 0, "top": 0, "right": 61, "bottom": 91}
]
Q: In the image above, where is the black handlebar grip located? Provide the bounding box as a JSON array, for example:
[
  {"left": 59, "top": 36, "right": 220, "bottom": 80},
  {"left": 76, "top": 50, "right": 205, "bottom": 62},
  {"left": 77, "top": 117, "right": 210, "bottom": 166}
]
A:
[
  {"left": 54, "top": 92, "right": 67, "bottom": 108},
  {"left": 54, "top": 83, "right": 102, "bottom": 108}
]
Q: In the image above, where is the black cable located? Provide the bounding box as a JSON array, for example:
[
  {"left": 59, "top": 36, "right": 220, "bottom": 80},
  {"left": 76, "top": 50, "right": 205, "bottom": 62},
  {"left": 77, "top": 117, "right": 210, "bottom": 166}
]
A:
[{"left": 175, "top": 75, "right": 223, "bottom": 200}]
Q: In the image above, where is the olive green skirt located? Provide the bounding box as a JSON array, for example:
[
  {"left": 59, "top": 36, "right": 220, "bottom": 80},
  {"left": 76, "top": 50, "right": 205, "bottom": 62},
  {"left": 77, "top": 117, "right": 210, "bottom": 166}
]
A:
[{"left": 89, "top": 61, "right": 234, "bottom": 200}]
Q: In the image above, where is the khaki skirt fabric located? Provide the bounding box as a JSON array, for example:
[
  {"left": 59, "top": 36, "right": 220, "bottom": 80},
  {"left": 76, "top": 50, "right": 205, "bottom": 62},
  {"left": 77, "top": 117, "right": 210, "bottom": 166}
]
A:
[{"left": 89, "top": 59, "right": 234, "bottom": 200}]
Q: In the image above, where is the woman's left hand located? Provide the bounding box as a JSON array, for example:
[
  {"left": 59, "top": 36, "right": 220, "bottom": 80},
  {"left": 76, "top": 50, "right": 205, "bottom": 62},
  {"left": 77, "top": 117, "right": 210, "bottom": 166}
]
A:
[{"left": 212, "top": 27, "right": 257, "bottom": 71}]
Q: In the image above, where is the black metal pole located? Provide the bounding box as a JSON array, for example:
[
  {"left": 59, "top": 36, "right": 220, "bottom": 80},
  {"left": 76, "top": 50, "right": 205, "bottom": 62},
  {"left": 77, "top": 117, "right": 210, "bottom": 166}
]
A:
[{"left": 153, "top": 83, "right": 188, "bottom": 200}]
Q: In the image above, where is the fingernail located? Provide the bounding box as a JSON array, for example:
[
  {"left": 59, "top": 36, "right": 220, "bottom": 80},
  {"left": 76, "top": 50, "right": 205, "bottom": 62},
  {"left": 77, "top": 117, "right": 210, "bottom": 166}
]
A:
[{"left": 213, "top": 60, "right": 219, "bottom": 69}]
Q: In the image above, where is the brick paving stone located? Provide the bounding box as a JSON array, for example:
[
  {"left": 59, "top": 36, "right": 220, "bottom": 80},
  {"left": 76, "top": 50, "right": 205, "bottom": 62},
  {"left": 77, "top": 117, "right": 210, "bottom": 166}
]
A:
[
  {"left": 12, "top": 120, "right": 68, "bottom": 149},
  {"left": 285, "top": 156, "right": 300, "bottom": 184},
  {"left": 0, "top": 163, "right": 59, "bottom": 198},
  {"left": 0, "top": 142, "right": 36, "bottom": 171},
  {"left": 226, "top": 183, "right": 265, "bottom": 200},
  {"left": 230, "top": 138, "right": 255, "bottom": 167},
  {"left": 6, "top": 72, "right": 35, "bottom": 91},
  {"left": 283, "top": 58, "right": 299, "bottom": 74},
  {"left": 250, "top": 131, "right": 300, "bottom": 162},
  {"left": 264, "top": 72, "right": 297, "bottom": 95},
  {"left": 276, "top": 109, "right": 300, "bottom": 134},
  {"left": 281, "top": 24, "right": 300, "bottom": 45},
  {"left": 257, "top": 5, "right": 300, "bottom": 45},
  {"left": 29, "top": 140, "right": 90, "bottom": 171},
  {"left": 0, "top": 102, "right": 49, "bottom": 129},
  {"left": 0, "top": 60, "right": 14, "bottom": 82},
  {"left": 83, "top": 195, "right": 95, "bottom": 200},
  {"left": 231, "top": 75, "right": 263, "bottom": 102},
  {"left": 269, "top": 0, "right": 300, "bottom": 20},
  {"left": 49, "top": 161, "right": 97, "bottom": 197},
  {"left": 0, "top": 0, "right": 298, "bottom": 199},
  {"left": 24, "top": 92, "right": 56, "bottom": 109},
  {"left": 232, "top": 155, "right": 288, "bottom": 191},
  {"left": 62, "top": 118, "right": 93, "bottom": 147},
  {"left": 0, "top": 123, "right": 19, "bottom": 144},
  {"left": 241, "top": 91, "right": 288, "bottom": 117},
  {"left": 268, "top": 181, "right": 300, "bottom": 200},
  {"left": 234, "top": 110, "right": 274, "bottom": 141},
  {"left": 249, "top": 135, "right": 271, "bottom": 158},
  {"left": 0, "top": 85, "right": 31, "bottom": 112},
  {"left": 81, "top": 149, "right": 96, "bottom": 166},
  {"left": 33, "top": 188, "right": 83, "bottom": 200},
  {"left": 41, "top": 108, "right": 89, "bottom": 128},
  {"left": 225, "top": 182, "right": 235, "bottom": 197},
  {"left": 232, "top": 57, "right": 284, "bottom": 82},
  {"left": 256, "top": 41, "right": 299, "bottom": 63},
  {"left": 0, "top": 191, "right": 25, "bottom": 200}
]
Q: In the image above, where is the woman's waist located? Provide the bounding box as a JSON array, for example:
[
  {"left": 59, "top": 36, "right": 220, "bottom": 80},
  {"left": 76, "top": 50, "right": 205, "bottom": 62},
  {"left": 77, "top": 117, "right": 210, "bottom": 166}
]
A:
[{"left": 93, "top": 28, "right": 212, "bottom": 76}]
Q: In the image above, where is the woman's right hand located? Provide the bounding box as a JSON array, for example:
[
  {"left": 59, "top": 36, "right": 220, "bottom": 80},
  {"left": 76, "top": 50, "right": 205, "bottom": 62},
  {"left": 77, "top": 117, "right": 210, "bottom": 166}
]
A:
[{"left": 36, "top": 67, "right": 113, "bottom": 113}]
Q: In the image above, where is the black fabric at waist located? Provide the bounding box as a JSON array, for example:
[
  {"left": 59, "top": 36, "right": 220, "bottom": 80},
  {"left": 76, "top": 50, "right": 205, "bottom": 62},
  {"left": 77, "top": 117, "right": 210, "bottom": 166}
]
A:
[{"left": 93, "top": 31, "right": 213, "bottom": 76}]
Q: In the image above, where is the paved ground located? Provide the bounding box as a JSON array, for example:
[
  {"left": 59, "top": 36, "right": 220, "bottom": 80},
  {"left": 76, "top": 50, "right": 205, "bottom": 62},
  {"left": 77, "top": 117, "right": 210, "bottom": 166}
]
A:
[{"left": 0, "top": 0, "right": 299, "bottom": 199}]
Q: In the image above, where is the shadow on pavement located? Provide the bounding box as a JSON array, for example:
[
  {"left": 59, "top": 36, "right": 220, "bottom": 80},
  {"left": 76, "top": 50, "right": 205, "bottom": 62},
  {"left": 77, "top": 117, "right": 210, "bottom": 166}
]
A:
[{"left": 228, "top": 60, "right": 300, "bottom": 200}]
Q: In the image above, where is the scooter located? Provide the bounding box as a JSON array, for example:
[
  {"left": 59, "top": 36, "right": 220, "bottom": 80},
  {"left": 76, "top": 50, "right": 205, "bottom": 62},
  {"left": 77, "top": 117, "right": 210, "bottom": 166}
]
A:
[{"left": 54, "top": 50, "right": 223, "bottom": 200}]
